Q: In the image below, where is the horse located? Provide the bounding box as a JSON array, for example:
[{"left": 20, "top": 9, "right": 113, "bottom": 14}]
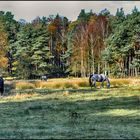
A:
[
  {"left": 41, "top": 75, "right": 48, "bottom": 81},
  {"left": 89, "top": 74, "right": 110, "bottom": 89},
  {"left": 0, "top": 77, "right": 4, "bottom": 96}
]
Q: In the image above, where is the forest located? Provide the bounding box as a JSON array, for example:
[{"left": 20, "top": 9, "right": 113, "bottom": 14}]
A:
[
  {"left": 0, "top": 7, "right": 140, "bottom": 79},
  {"left": 0, "top": 5, "right": 140, "bottom": 139}
]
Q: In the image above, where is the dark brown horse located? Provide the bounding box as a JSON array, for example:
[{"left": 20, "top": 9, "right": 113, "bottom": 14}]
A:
[{"left": 0, "top": 77, "right": 4, "bottom": 96}]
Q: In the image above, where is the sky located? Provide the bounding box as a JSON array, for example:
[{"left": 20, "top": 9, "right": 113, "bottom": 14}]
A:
[{"left": 0, "top": 1, "right": 140, "bottom": 22}]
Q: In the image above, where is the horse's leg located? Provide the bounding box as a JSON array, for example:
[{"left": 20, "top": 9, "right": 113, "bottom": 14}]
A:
[
  {"left": 0, "top": 88, "right": 2, "bottom": 96},
  {"left": 106, "top": 78, "right": 110, "bottom": 88},
  {"left": 100, "top": 81, "right": 104, "bottom": 88},
  {"left": 107, "top": 82, "right": 110, "bottom": 88},
  {"left": 1, "top": 88, "right": 4, "bottom": 96},
  {"left": 93, "top": 80, "right": 96, "bottom": 89},
  {"left": 102, "top": 82, "right": 104, "bottom": 88},
  {"left": 90, "top": 81, "right": 93, "bottom": 90}
]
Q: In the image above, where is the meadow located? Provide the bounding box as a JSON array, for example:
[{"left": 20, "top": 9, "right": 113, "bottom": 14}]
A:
[{"left": 0, "top": 78, "right": 140, "bottom": 139}]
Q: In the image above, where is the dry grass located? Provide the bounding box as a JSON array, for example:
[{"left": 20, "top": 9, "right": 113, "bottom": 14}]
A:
[
  {"left": 15, "top": 78, "right": 88, "bottom": 90},
  {"left": 7, "top": 93, "right": 36, "bottom": 100},
  {"left": 15, "top": 82, "right": 35, "bottom": 90},
  {"left": 14, "top": 78, "right": 140, "bottom": 90},
  {"left": 111, "top": 78, "right": 140, "bottom": 87}
]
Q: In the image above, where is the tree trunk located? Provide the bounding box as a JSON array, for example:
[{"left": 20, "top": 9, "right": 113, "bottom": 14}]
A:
[
  {"left": 98, "top": 62, "right": 100, "bottom": 74},
  {"left": 80, "top": 48, "right": 84, "bottom": 77},
  {"left": 135, "top": 67, "right": 138, "bottom": 77},
  {"left": 129, "top": 54, "right": 131, "bottom": 77},
  {"left": 92, "top": 49, "right": 94, "bottom": 74}
]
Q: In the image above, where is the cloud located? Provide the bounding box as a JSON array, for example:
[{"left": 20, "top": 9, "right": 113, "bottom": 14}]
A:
[{"left": 0, "top": 1, "right": 140, "bottom": 22}]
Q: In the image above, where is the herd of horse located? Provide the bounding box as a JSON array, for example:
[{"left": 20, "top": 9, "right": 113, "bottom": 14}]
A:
[{"left": 0, "top": 74, "right": 110, "bottom": 96}]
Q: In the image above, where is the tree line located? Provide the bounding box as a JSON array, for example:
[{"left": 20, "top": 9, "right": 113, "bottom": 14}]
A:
[{"left": 0, "top": 7, "right": 140, "bottom": 79}]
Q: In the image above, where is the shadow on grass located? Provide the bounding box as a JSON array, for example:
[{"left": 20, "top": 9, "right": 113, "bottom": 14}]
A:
[
  {"left": 4, "top": 84, "right": 137, "bottom": 97},
  {"left": 4, "top": 81, "right": 15, "bottom": 96},
  {"left": 12, "top": 88, "right": 110, "bottom": 95},
  {"left": 0, "top": 90, "right": 139, "bottom": 139},
  {"left": 1, "top": 91, "right": 139, "bottom": 112}
]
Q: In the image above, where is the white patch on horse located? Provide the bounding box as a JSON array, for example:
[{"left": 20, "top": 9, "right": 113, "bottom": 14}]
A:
[{"left": 98, "top": 75, "right": 101, "bottom": 81}]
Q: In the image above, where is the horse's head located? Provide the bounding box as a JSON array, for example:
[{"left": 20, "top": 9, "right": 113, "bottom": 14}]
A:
[
  {"left": 106, "top": 77, "right": 110, "bottom": 88},
  {"left": 107, "top": 83, "right": 110, "bottom": 88}
]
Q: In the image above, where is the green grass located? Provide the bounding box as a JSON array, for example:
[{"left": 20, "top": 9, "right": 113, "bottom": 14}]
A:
[{"left": 0, "top": 79, "right": 140, "bottom": 139}]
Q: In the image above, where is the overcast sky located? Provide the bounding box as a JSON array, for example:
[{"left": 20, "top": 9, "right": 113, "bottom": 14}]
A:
[{"left": 0, "top": 1, "right": 140, "bottom": 22}]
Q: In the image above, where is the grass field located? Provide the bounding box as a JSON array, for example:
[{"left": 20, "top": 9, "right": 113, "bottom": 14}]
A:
[{"left": 0, "top": 78, "right": 140, "bottom": 139}]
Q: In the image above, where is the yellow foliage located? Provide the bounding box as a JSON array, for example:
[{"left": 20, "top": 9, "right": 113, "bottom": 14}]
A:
[
  {"left": 0, "top": 57, "right": 8, "bottom": 68},
  {"left": 12, "top": 61, "right": 19, "bottom": 66},
  {"left": 0, "top": 23, "right": 8, "bottom": 70},
  {"left": 48, "top": 24, "right": 57, "bottom": 33}
]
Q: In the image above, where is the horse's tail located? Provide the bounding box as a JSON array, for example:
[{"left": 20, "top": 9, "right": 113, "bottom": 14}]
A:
[{"left": 89, "top": 74, "right": 93, "bottom": 87}]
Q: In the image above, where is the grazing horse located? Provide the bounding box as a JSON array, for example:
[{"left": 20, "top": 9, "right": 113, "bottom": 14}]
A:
[
  {"left": 0, "top": 77, "right": 4, "bottom": 96},
  {"left": 41, "top": 75, "right": 48, "bottom": 81},
  {"left": 89, "top": 74, "right": 110, "bottom": 89}
]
